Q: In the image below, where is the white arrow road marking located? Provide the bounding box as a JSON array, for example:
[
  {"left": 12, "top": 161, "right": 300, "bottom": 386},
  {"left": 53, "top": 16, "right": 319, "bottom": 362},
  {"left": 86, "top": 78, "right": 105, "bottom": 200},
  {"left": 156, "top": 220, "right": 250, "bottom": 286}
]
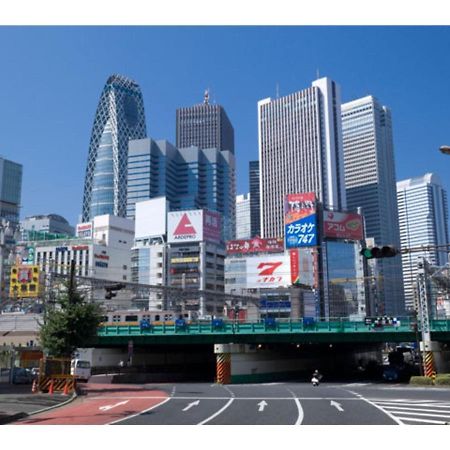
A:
[
  {"left": 182, "top": 400, "right": 200, "bottom": 411},
  {"left": 330, "top": 400, "right": 344, "bottom": 412},
  {"left": 258, "top": 400, "right": 268, "bottom": 412},
  {"left": 99, "top": 400, "right": 129, "bottom": 411}
]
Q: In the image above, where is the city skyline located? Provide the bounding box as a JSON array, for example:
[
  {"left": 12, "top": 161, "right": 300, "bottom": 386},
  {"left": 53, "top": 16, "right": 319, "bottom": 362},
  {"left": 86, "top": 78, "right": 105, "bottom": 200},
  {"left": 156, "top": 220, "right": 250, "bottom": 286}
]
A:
[{"left": 0, "top": 27, "right": 449, "bottom": 227}]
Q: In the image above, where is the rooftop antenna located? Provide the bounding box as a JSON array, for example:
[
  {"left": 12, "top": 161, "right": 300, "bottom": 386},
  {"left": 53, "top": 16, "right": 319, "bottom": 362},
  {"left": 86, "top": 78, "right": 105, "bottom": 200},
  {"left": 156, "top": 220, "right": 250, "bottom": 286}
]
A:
[
  {"left": 276, "top": 82, "right": 279, "bottom": 99},
  {"left": 316, "top": 68, "right": 320, "bottom": 80},
  {"left": 203, "top": 88, "right": 210, "bottom": 104}
]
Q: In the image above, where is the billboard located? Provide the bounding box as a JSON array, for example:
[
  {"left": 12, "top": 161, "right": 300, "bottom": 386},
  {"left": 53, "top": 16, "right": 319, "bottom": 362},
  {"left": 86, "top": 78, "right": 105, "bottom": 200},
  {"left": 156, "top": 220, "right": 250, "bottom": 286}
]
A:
[
  {"left": 226, "top": 237, "right": 284, "bottom": 255},
  {"left": 203, "top": 210, "right": 222, "bottom": 243},
  {"left": 168, "top": 210, "right": 204, "bottom": 243},
  {"left": 9, "top": 265, "right": 41, "bottom": 298},
  {"left": 246, "top": 254, "right": 291, "bottom": 288},
  {"left": 284, "top": 192, "right": 317, "bottom": 248},
  {"left": 135, "top": 197, "right": 168, "bottom": 239},
  {"left": 76, "top": 222, "right": 93, "bottom": 238},
  {"left": 323, "top": 210, "right": 364, "bottom": 241}
]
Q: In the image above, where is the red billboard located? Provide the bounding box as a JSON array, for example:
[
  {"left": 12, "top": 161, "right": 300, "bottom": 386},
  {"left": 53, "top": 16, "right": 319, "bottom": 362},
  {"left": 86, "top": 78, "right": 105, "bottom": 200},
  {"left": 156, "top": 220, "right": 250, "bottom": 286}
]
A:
[
  {"left": 226, "top": 237, "right": 284, "bottom": 255},
  {"left": 290, "top": 249, "right": 300, "bottom": 285},
  {"left": 323, "top": 210, "right": 364, "bottom": 241}
]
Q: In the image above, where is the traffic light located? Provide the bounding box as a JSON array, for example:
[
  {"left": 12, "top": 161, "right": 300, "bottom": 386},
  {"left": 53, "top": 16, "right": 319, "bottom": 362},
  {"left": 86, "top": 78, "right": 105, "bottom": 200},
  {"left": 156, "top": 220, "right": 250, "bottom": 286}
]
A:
[{"left": 360, "top": 245, "right": 399, "bottom": 259}]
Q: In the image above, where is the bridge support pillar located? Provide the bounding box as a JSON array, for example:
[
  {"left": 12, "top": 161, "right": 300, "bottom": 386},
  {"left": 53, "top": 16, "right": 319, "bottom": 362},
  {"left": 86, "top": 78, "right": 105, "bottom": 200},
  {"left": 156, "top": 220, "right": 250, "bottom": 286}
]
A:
[
  {"left": 214, "top": 344, "right": 232, "bottom": 384},
  {"left": 420, "top": 341, "right": 450, "bottom": 374}
]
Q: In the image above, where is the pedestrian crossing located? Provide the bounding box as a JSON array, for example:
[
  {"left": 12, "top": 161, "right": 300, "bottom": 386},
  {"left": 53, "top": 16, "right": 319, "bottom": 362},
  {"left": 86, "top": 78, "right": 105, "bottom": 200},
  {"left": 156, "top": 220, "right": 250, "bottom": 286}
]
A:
[{"left": 370, "top": 398, "right": 450, "bottom": 425}]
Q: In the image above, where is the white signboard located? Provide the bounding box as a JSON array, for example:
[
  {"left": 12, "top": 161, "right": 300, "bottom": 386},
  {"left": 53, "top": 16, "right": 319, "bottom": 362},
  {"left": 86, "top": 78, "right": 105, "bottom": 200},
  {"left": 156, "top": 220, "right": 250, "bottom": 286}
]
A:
[
  {"left": 76, "top": 222, "right": 93, "bottom": 238},
  {"left": 168, "top": 210, "right": 203, "bottom": 243},
  {"left": 246, "top": 254, "right": 291, "bottom": 289},
  {"left": 135, "top": 197, "right": 167, "bottom": 239}
]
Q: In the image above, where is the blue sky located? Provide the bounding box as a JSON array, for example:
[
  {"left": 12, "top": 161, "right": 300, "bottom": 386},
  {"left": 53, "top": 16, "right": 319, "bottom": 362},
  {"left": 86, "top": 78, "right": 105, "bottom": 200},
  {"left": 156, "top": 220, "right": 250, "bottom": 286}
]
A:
[{"left": 0, "top": 26, "right": 449, "bottom": 226}]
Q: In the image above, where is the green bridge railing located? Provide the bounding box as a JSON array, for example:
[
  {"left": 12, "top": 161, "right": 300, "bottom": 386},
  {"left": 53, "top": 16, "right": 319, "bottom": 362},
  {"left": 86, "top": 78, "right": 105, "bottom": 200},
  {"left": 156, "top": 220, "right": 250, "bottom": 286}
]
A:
[{"left": 97, "top": 318, "right": 450, "bottom": 338}]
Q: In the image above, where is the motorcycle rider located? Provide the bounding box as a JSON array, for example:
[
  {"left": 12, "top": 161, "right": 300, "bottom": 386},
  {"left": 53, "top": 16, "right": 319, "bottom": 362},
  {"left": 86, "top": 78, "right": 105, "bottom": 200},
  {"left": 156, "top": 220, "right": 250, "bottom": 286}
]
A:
[{"left": 311, "top": 369, "right": 322, "bottom": 386}]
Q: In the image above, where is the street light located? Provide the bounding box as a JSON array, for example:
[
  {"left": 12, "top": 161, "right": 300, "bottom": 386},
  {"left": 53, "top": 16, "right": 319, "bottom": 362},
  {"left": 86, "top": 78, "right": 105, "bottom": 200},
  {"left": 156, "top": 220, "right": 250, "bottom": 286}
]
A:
[{"left": 439, "top": 145, "right": 450, "bottom": 155}]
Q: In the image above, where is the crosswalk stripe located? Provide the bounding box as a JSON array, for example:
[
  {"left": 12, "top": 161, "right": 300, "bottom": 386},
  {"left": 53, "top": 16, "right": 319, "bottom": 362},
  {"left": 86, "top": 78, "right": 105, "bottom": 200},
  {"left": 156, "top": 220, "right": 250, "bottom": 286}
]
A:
[
  {"left": 382, "top": 406, "right": 450, "bottom": 414},
  {"left": 376, "top": 402, "right": 450, "bottom": 409},
  {"left": 387, "top": 410, "right": 450, "bottom": 419},
  {"left": 396, "top": 417, "right": 449, "bottom": 425}
]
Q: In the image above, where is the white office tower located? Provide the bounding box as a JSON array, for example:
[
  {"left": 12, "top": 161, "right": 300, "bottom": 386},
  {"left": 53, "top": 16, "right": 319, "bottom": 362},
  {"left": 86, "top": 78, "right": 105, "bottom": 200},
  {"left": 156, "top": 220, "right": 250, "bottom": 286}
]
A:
[
  {"left": 235, "top": 194, "right": 251, "bottom": 239},
  {"left": 397, "top": 174, "right": 449, "bottom": 311},
  {"left": 258, "top": 77, "right": 346, "bottom": 239},
  {"left": 342, "top": 96, "right": 404, "bottom": 316}
]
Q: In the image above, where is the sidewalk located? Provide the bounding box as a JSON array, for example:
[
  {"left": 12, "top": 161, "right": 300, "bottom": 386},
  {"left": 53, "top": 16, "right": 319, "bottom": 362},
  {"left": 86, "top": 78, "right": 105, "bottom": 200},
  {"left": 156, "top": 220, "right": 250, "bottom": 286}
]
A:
[{"left": 0, "top": 383, "right": 76, "bottom": 424}]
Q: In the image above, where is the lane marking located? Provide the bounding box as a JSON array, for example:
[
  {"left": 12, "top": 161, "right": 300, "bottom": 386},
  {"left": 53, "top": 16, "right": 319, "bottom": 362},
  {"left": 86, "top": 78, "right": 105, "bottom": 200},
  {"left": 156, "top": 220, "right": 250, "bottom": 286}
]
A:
[
  {"left": 377, "top": 404, "right": 450, "bottom": 411},
  {"left": 88, "top": 395, "right": 363, "bottom": 401},
  {"left": 197, "top": 384, "right": 235, "bottom": 425},
  {"left": 286, "top": 388, "right": 304, "bottom": 425},
  {"left": 108, "top": 397, "right": 171, "bottom": 425},
  {"left": 330, "top": 400, "right": 344, "bottom": 412},
  {"left": 197, "top": 398, "right": 234, "bottom": 425},
  {"left": 258, "top": 400, "right": 268, "bottom": 412},
  {"left": 396, "top": 417, "right": 450, "bottom": 424},
  {"left": 183, "top": 400, "right": 200, "bottom": 411},
  {"left": 99, "top": 400, "right": 129, "bottom": 411},
  {"left": 385, "top": 410, "right": 450, "bottom": 419},
  {"left": 347, "top": 391, "right": 403, "bottom": 426}
]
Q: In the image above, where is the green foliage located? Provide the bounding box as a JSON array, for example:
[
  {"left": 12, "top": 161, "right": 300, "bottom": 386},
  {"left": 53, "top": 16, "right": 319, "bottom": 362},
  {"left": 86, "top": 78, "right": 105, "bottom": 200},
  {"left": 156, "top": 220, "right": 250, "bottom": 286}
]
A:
[
  {"left": 39, "top": 280, "right": 102, "bottom": 358},
  {"left": 435, "top": 374, "right": 450, "bottom": 386},
  {"left": 409, "top": 376, "right": 434, "bottom": 385}
]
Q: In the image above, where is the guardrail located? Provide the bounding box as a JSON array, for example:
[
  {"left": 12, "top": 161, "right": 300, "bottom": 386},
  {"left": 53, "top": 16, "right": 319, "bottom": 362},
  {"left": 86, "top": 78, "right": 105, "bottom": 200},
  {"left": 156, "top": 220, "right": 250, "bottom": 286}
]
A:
[{"left": 97, "top": 318, "right": 450, "bottom": 337}]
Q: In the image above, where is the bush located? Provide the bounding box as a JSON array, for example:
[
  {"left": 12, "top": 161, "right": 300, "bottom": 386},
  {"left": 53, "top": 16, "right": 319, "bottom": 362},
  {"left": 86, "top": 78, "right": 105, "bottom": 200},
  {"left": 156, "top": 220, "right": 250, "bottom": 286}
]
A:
[
  {"left": 435, "top": 374, "right": 450, "bottom": 386},
  {"left": 409, "top": 376, "right": 434, "bottom": 385}
]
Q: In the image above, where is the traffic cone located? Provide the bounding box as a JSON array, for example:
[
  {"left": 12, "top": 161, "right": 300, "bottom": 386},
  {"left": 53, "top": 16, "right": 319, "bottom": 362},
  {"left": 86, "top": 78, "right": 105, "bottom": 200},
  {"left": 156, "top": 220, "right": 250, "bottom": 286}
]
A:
[
  {"left": 31, "top": 379, "right": 37, "bottom": 393},
  {"left": 62, "top": 380, "right": 69, "bottom": 396},
  {"left": 48, "top": 379, "right": 54, "bottom": 395}
]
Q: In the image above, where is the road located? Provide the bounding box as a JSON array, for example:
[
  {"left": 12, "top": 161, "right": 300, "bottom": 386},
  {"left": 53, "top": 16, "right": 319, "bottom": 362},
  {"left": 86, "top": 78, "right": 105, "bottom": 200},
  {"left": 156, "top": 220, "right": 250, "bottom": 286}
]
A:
[{"left": 15, "top": 381, "right": 450, "bottom": 425}]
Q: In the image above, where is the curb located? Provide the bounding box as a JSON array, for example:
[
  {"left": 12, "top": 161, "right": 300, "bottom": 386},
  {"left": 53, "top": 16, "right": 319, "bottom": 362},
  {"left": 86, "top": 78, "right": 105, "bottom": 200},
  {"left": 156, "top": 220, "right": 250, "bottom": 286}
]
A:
[{"left": 0, "top": 390, "right": 78, "bottom": 425}]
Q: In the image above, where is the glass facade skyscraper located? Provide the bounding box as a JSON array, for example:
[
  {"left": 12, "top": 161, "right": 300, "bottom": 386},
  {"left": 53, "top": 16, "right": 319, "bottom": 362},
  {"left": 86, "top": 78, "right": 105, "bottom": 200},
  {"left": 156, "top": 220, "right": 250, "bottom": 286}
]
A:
[
  {"left": 235, "top": 193, "right": 251, "bottom": 239},
  {"left": 342, "top": 95, "right": 404, "bottom": 316},
  {"left": 249, "top": 160, "right": 261, "bottom": 238},
  {"left": 82, "top": 74, "right": 147, "bottom": 222},
  {"left": 0, "top": 157, "right": 22, "bottom": 224}
]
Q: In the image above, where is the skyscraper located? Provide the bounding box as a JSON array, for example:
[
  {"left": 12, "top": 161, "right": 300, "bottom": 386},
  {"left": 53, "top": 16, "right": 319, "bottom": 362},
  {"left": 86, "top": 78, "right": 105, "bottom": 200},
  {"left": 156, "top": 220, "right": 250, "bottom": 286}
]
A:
[
  {"left": 82, "top": 74, "right": 147, "bottom": 222},
  {"left": 249, "top": 160, "right": 261, "bottom": 237},
  {"left": 397, "top": 173, "right": 449, "bottom": 311},
  {"left": 0, "top": 157, "right": 22, "bottom": 224},
  {"left": 235, "top": 194, "right": 251, "bottom": 239},
  {"left": 342, "top": 95, "right": 404, "bottom": 315},
  {"left": 176, "top": 90, "right": 235, "bottom": 154},
  {"left": 127, "top": 138, "right": 235, "bottom": 240},
  {"left": 258, "top": 77, "right": 346, "bottom": 238}
]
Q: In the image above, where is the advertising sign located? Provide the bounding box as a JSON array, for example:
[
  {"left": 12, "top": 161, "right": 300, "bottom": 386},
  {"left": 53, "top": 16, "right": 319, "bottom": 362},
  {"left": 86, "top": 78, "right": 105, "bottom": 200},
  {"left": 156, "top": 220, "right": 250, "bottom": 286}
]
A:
[
  {"left": 76, "top": 222, "right": 93, "bottom": 238},
  {"left": 15, "top": 245, "right": 35, "bottom": 265},
  {"left": 290, "top": 249, "right": 300, "bottom": 285},
  {"left": 135, "top": 197, "right": 167, "bottom": 239},
  {"left": 246, "top": 254, "right": 291, "bottom": 288},
  {"left": 203, "top": 210, "right": 221, "bottom": 243},
  {"left": 226, "top": 237, "right": 284, "bottom": 255},
  {"left": 323, "top": 210, "right": 364, "bottom": 241},
  {"left": 284, "top": 193, "right": 317, "bottom": 248},
  {"left": 168, "top": 210, "right": 203, "bottom": 243},
  {"left": 9, "top": 265, "right": 41, "bottom": 298}
]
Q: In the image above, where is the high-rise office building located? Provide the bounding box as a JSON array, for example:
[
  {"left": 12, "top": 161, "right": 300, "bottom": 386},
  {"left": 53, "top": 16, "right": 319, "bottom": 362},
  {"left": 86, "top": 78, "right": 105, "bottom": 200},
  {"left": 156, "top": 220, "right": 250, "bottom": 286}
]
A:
[
  {"left": 258, "top": 77, "right": 346, "bottom": 238},
  {"left": 235, "top": 194, "right": 251, "bottom": 239},
  {"left": 397, "top": 173, "right": 449, "bottom": 311},
  {"left": 20, "top": 214, "right": 75, "bottom": 240},
  {"left": 342, "top": 95, "right": 404, "bottom": 315},
  {"left": 0, "top": 157, "right": 22, "bottom": 224},
  {"left": 127, "top": 138, "right": 235, "bottom": 240},
  {"left": 82, "top": 74, "right": 147, "bottom": 222},
  {"left": 249, "top": 160, "right": 261, "bottom": 237},
  {"left": 176, "top": 91, "right": 234, "bottom": 154}
]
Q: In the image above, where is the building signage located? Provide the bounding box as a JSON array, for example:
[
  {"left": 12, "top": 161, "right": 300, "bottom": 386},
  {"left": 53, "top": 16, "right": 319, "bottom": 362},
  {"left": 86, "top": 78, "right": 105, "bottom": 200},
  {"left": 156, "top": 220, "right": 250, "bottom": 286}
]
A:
[
  {"left": 72, "top": 245, "right": 89, "bottom": 251},
  {"left": 94, "top": 253, "right": 109, "bottom": 260},
  {"left": 95, "top": 261, "right": 108, "bottom": 268},
  {"left": 290, "top": 249, "right": 300, "bottom": 285},
  {"left": 284, "top": 193, "right": 317, "bottom": 248},
  {"left": 171, "top": 257, "right": 200, "bottom": 264},
  {"left": 323, "top": 210, "right": 364, "bottom": 241},
  {"left": 245, "top": 254, "right": 291, "bottom": 288},
  {"left": 260, "top": 300, "right": 291, "bottom": 309},
  {"left": 56, "top": 246, "right": 68, "bottom": 252},
  {"left": 203, "top": 210, "right": 221, "bottom": 243},
  {"left": 226, "top": 237, "right": 284, "bottom": 255},
  {"left": 168, "top": 210, "right": 204, "bottom": 243},
  {"left": 76, "top": 222, "right": 93, "bottom": 238}
]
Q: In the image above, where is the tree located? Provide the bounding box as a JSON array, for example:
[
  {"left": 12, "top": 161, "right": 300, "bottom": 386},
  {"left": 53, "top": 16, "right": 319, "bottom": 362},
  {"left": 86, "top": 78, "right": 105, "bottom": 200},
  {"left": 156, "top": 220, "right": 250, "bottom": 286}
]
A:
[{"left": 39, "top": 278, "right": 102, "bottom": 358}]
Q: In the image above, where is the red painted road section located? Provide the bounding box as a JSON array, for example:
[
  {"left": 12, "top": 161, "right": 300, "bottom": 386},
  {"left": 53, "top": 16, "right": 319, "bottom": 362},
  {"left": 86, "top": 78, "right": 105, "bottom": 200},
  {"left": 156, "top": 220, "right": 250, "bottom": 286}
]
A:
[{"left": 17, "top": 383, "right": 169, "bottom": 425}]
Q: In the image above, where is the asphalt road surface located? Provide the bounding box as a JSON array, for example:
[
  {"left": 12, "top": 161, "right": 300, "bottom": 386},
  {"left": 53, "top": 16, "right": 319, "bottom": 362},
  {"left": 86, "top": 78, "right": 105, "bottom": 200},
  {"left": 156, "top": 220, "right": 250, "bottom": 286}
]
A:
[{"left": 16, "top": 381, "right": 450, "bottom": 425}]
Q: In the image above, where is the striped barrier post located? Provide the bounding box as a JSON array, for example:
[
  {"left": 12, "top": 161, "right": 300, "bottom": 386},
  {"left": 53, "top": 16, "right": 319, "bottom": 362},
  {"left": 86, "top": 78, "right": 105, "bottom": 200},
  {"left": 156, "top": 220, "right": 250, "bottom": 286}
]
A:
[
  {"left": 216, "top": 353, "right": 231, "bottom": 384},
  {"left": 424, "top": 351, "right": 435, "bottom": 378},
  {"left": 38, "top": 375, "right": 76, "bottom": 393}
]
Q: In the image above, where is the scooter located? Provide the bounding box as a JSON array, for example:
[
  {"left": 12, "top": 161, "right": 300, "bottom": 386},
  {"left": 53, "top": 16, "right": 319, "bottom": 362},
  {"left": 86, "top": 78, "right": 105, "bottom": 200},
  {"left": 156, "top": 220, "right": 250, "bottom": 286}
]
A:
[{"left": 311, "top": 376, "right": 320, "bottom": 386}]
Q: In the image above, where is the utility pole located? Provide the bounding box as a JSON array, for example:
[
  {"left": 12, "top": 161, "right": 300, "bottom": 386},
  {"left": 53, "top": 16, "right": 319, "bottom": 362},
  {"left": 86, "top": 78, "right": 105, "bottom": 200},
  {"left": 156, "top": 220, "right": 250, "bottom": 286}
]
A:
[{"left": 68, "top": 259, "right": 76, "bottom": 305}]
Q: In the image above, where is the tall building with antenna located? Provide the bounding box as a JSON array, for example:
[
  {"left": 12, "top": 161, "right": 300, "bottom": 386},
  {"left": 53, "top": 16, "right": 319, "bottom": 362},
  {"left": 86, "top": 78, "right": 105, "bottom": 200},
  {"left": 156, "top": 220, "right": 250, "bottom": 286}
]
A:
[
  {"left": 176, "top": 90, "right": 235, "bottom": 154},
  {"left": 82, "top": 74, "right": 147, "bottom": 222}
]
